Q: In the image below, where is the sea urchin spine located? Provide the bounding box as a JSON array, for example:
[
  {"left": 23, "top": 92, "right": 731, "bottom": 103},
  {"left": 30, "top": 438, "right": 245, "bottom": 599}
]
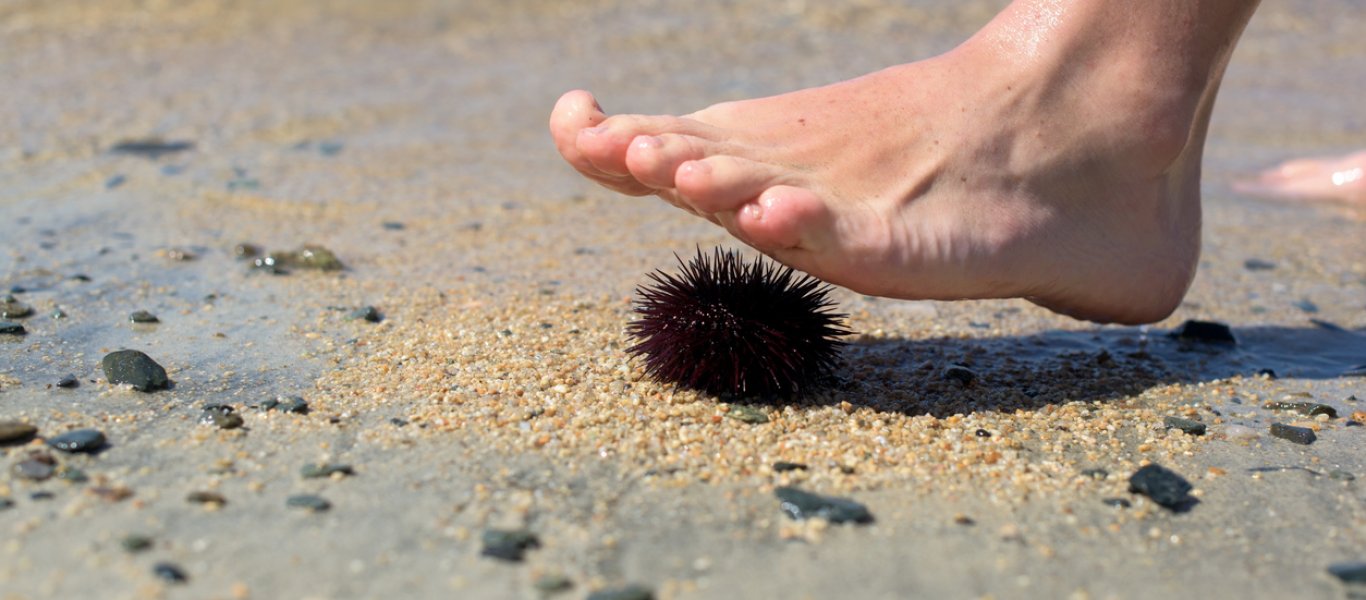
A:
[{"left": 627, "top": 248, "right": 850, "bottom": 397}]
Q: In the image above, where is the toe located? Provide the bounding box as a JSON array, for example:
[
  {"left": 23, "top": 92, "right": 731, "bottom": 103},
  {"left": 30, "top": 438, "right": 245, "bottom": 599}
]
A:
[
  {"left": 675, "top": 155, "right": 788, "bottom": 214},
  {"left": 624, "top": 134, "right": 712, "bottom": 189},
  {"left": 726, "top": 185, "right": 833, "bottom": 252},
  {"left": 577, "top": 113, "right": 720, "bottom": 178},
  {"left": 550, "top": 90, "right": 608, "bottom": 174}
]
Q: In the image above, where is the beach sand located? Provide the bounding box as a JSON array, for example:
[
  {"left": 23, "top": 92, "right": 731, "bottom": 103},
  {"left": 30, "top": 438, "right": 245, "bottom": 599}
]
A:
[{"left": 2, "top": 0, "right": 1365, "bottom": 598}]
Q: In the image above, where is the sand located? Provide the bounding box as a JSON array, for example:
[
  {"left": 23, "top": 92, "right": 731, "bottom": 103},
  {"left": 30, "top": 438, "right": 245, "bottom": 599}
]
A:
[{"left": 2, "top": 0, "right": 1365, "bottom": 598}]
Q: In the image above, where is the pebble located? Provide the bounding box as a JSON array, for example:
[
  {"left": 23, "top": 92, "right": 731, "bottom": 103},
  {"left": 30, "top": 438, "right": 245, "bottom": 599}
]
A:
[
  {"left": 1102, "top": 497, "right": 1132, "bottom": 508},
  {"left": 286, "top": 494, "right": 331, "bottom": 512},
  {"left": 267, "top": 245, "right": 344, "bottom": 271},
  {"left": 975, "top": 428, "right": 992, "bottom": 438},
  {"left": 347, "top": 306, "right": 382, "bottom": 323},
  {"left": 187, "top": 491, "right": 227, "bottom": 506},
  {"left": 47, "top": 428, "right": 107, "bottom": 453},
  {"left": 775, "top": 486, "right": 874, "bottom": 524},
  {"left": 59, "top": 467, "right": 88, "bottom": 483},
  {"left": 533, "top": 573, "right": 574, "bottom": 594},
  {"left": 1163, "top": 416, "right": 1207, "bottom": 436},
  {"left": 1, "top": 295, "right": 33, "bottom": 319},
  {"left": 200, "top": 405, "right": 244, "bottom": 430},
  {"left": 30, "top": 491, "right": 55, "bottom": 501},
  {"left": 1292, "top": 298, "right": 1319, "bottom": 314},
  {"left": 0, "top": 321, "right": 25, "bottom": 335},
  {"left": 586, "top": 584, "right": 654, "bottom": 600},
  {"left": 101, "top": 349, "right": 170, "bottom": 391},
  {"left": 1243, "top": 258, "right": 1277, "bottom": 271},
  {"left": 152, "top": 562, "right": 189, "bottom": 583},
  {"left": 943, "top": 364, "right": 977, "bottom": 385},
  {"left": 121, "top": 534, "right": 153, "bottom": 553},
  {"left": 128, "top": 310, "right": 159, "bottom": 323},
  {"left": 0, "top": 420, "right": 37, "bottom": 444},
  {"left": 108, "top": 139, "right": 194, "bottom": 158},
  {"left": 1170, "top": 320, "right": 1236, "bottom": 346},
  {"left": 1329, "top": 470, "right": 1356, "bottom": 482},
  {"left": 1263, "top": 401, "right": 1337, "bottom": 418},
  {"left": 1080, "top": 468, "right": 1109, "bottom": 480},
  {"left": 13, "top": 453, "right": 57, "bottom": 481},
  {"left": 300, "top": 463, "right": 354, "bottom": 479},
  {"left": 480, "top": 528, "right": 541, "bottom": 562},
  {"left": 726, "top": 405, "right": 768, "bottom": 424},
  {"left": 277, "top": 396, "right": 310, "bottom": 414},
  {"left": 1269, "top": 423, "right": 1316, "bottom": 445},
  {"left": 56, "top": 374, "right": 79, "bottom": 388},
  {"left": 0, "top": 498, "right": 13, "bottom": 510},
  {"left": 1127, "top": 464, "right": 1193, "bottom": 510},
  {"left": 1328, "top": 562, "right": 1366, "bottom": 584},
  {"left": 234, "top": 243, "right": 262, "bottom": 259},
  {"left": 772, "top": 461, "right": 808, "bottom": 472}
]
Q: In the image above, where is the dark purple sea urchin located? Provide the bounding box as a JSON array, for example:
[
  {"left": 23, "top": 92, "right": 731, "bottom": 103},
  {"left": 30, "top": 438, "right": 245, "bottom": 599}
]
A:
[{"left": 627, "top": 248, "right": 851, "bottom": 397}]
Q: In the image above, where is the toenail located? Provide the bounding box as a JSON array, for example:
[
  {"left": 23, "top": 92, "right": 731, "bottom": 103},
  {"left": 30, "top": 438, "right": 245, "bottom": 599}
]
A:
[
  {"left": 634, "top": 135, "right": 663, "bottom": 149},
  {"left": 742, "top": 202, "right": 763, "bottom": 220},
  {"left": 582, "top": 126, "right": 606, "bottom": 136},
  {"left": 681, "top": 160, "right": 711, "bottom": 175}
]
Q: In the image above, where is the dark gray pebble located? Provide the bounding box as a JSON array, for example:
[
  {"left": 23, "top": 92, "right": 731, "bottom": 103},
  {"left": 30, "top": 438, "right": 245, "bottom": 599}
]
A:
[
  {"left": 1, "top": 295, "right": 33, "bottom": 319},
  {"left": 0, "top": 498, "right": 13, "bottom": 510},
  {"left": 286, "top": 494, "right": 331, "bottom": 512},
  {"left": 533, "top": 574, "right": 574, "bottom": 594},
  {"left": 152, "top": 562, "right": 189, "bottom": 583},
  {"left": 1081, "top": 468, "right": 1109, "bottom": 480},
  {"left": 1128, "top": 464, "right": 1193, "bottom": 510},
  {"left": 1163, "top": 416, "right": 1207, "bottom": 436},
  {"left": 1263, "top": 401, "right": 1337, "bottom": 418},
  {"left": 59, "top": 467, "right": 88, "bottom": 483},
  {"left": 975, "top": 428, "right": 992, "bottom": 438},
  {"left": 47, "top": 429, "right": 106, "bottom": 453},
  {"left": 381, "top": 221, "right": 405, "bottom": 230},
  {"left": 1170, "top": 320, "right": 1236, "bottom": 346},
  {"left": 109, "top": 139, "right": 194, "bottom": 159},
  {"left": 186, "top": 491, "right": 227, "bottom": 505},
  {"left": 13, "top": 455, "right": 56, "bottom": 481},
  {"left": 121, "top": 534, "right": 153, "bottom": 553},
  {"left": 101, "top": 349, "right": 170, "bottom": 392},
  {"left": 773, "top": 461, "right": 808, "bottom": 472},
  {"left": 1329, "top": 470, "right": 1356, "bottom": 482},
  {"left": 775, "top": 486, "right": 874, "bottom": 524},
  {"left": 943, "top": 364, "right": 977, "bottom": 385},
  {"left": 389, "top": 418, "right": 408, "bottom": 427},
  {"left": 200, "top": 410, "right": 244, "bottom": 430},
  {"left": 347, "top": 306, "right": 382, "bottom": 323},
  {"left": 1329, "top": 562, "right": 1366, "bottom": 584},
  {"left": 1102, "top": 497, "right": 1132, "bottom": 508},
  {"left": 30, "top": 491, "right": 55, "bottom": 501},
  {"left": 0, "top": 321, "right": 25, "bottom": 335},
  {"left": 0, "top": 420, "right": 37, "bottom": 444},
  {"left": 1243, "top": 258, "right": 1277, "bottom": 271},
  {"left": 56, "top": 374, "right": 79, "bottom": 388},
  {"left": 129, "top": 310, "right": 159, "bottom": 323},
  {"left": 278, "top": 396, "right": 309, "bottom": 414},
  {"left": 1292, "top": 298, "right": 1319, "bottom": 314},
  {"left": 480, "top": 528, "right": 541, "bottom": 562},
  {"left": 300, "top": 463, "right": 354, "bottom": 479},
  {"left": 234, "top": 243, "right": 261, "bottom": 259},
  {"left": 586, "top": 584, "right": 654, "bottom": 600},
  {"left": 1270, "top": 423, "right": 1316, "bottom": 445}
]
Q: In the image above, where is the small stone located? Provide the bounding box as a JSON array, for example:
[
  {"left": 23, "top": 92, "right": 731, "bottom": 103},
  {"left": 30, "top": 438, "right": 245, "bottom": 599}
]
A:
[
  {"left": 1, "top": 295, "right": 33, "bottom": 319},
  {"left": 47, "top": 429, "right": 107, "bottom": 453},
  {"left": 533, "top": 573, "right": 574, "bottom": 594},
  {"left": 772, "top": 461, "right": 808, "bottom": 472},
  {"left": 1102, "top": 497, "right": 1132, "bottom": 508},
  {"left": 1128, "top": 464, "right": 1193, "bottom": 510},
  {"left": 1292, "top": 298, "right": 1320, "bottom": 314},
  {"left": 56, "top": 375, "right": 79, "bottom": 388},
  {"left": 381, "top": 221, "right": 405, "bottom": 230},
  {"left": 286, "top": 494, "right": 330, "bottom": 512},
  {"left": 121, "top": 534, "right": 153, "bottom": 553},
  {"left": 1263, "top": 401, "right": 1337, "bottom": 418},
  {"left": 1170, "top": 320, "right": 1236, "bottom": 346},
  {"left": 975, "top": 428, "right": 992, "bottom": 438},
  {"left": 943, "top": 364, "right": 977, "bottom": 385},
  {"left": 300, "top": 463, "right": 354, "bottom": 479},
  {"left": 234, "top": 243, "right": 261, "bottom": 259},
  {"left": 1163, "top": 416, "right": 1207, "bottom": 436},
  {"left": 347, "top": 306, "right": 382, "bottom": 323},
  {"left": 128, "top": 310, "right": 159, "bottom": 323},
  {"left": 480, "top": 528, "right": 540, "bottom": 562},
  {"left": 0, "top": 498, "right": 12, "bottom": 510},
  {"left": 0, "top": 321, "right": 25, "bottom": 335},
  {"left": 267, "top": 245, "right": 344, "bottom": 271},
  {"left": 1328, "top": 562, "right": 1366, "bottom": 584},
  {"left": 89, "top": 486, "right": 133, "bottom": 502},
  {"left": 186, "top": 491, "right": 227, "bottom": 506},
  {"left": 1243, "top": 258, "right": 1277, "bottom": 271},
  {"left": 775, "top": 486, "right": 874, "bottom": 524},
  {"left": 389, "top": 417, "right": 408, "bottom": 427},
  {"left": 278, "top": 396, "right": 309, "bottom": 414},
  {"left": 0, "top": 421, "right": 37, "bottom": 444},
  {"left": 101, "top": 349, "right": 170, "bottom": 391},
  {"left": 252, "top": 398, "right": 280, "bottom": 411},
  {"left": 13, "top": 452, "right": 57, "bottom": 481},
  {"left": 58, "top": 466, "right": 89, "bottom": 483},
  {"left": 152, "top": 562, "right": 189, "bottom": 583},
  {"left": 200, "top": 406, "right": 244, "bottom": 430},
  {"left": 1329, "top": 470, "right": 1356, "bottom": 482},
  {"left": 1081, "top": 468, "right": 1109, "bottom": 480},
  {"left": 586, "top": 584, "right": 654, "bottom": 600},
  {"left": 1269, "top": 422, "right": 1316, "bottom": 445},
  {"left": 30, "top": 491, "right": 55, "bottom": 501},
  {"left": 726, "top": 405, "right": 768, "bottom": 424},
  {"left": 109, "top": 139, "right": 193, "bottom": 158}
]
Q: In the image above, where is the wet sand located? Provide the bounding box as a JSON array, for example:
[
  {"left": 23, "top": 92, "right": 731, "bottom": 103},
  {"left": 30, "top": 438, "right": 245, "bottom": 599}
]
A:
[{"left": 2, "top": 1, "right": 1365, "bottom": 598}]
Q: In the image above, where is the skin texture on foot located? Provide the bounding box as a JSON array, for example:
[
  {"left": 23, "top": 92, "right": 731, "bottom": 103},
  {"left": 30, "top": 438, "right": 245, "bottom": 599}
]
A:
[
  {"left": 551, "top": 0, "right": 1262, "bottom": 325},
  {"left": 1234, "top": 150, "right": 1366, "bottom": 204}
]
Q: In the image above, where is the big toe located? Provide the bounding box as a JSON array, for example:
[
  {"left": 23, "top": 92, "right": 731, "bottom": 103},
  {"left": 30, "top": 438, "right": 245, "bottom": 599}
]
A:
[{"left": 550, "top": 90, "right": 607, "bottom": 170}]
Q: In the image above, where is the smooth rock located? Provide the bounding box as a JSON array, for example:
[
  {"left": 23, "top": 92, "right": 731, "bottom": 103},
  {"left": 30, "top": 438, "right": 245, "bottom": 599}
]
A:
[
  {"left": 772, "top": 461, "right": 808, "bottom": 472},
  {"left": 943, "top": 364, "right": 977, "bottom": 385},
  {"left": 121, "top": 534, "right": 153, "bottom": 553},
  {"left": 129, "top": 310, "right": 159, "bottom": 323},
  {"left": 300, "top": 463, "right": 354, "bottom": 479},
  {"left": 775, "top": 486, "right": 874, "bottom": 524},
  {"left": 1163, "top": 416, "right": 1207, "bottom": 436},
  {"left": 0, "top": 295, "right": 33, "bottom": 319},
  {"left": 286, "top": 494, "right": 331, "bottom": 512},
  {"left": 726, "top": 405, "right": 768, "bottom": 424},
  {"left": 55, "top": 375, "right": 79, "bottom": 388},
  {"left": 586, "top": 584, "right": 654, "bottom": 600},
  {"left": 533, "top": 574, "right": 574, "bottom": 594},
  {"left": 347, "top": 306, "right": 381, "bottom": 323},
  {"left": 186, "top": 491, "right": 227, "bottom": 505},
  {"left": 277, "top": 396, "right": 309, "bottom": 414},
  {"left": 1328, "top": 562, "right": 1366, "bottom": 584},
  {"left": 480, "top": 528, "right": 541, "bottom": 562},
  {"left": 1269, "top": 423, "right": 1316, "bottom": 445},
  {"left": 101, "top": 350, "right": 170, "bottom": 391},
  {"left": 0, "top": 321, "right": 25, "bottom": 335},
  {"left": 1128, "top": 464, "right": 1193, "bottom": 510},
  {"left": 0, "top": 421, "right": 37, "bottom": 444},
  {"left": 47, "top": 429, "right": 106, "bottom": 453},
  {"left": 13, "top": 453, "right": 57, "bottom": 481},
  {"left": 108, "top": 139, "right": 194, "bottom": 158},
  {"left": 152, "top": 562, "right": 189, "bottom": 583},
  {"left": 1170, "top": 320, "right": 1236, "bottom": 346},
  {"left": 1243, "top": 258, "right": 1277, "bottom": 271},
  {"left": 1263, "top": 401, "right": 1337, "bottom": 418}
]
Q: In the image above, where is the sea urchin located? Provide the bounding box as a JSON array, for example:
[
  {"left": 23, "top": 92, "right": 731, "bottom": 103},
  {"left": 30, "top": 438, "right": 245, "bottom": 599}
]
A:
[{"left": 627, "top": 248, "right": 850, "bottom": 397}]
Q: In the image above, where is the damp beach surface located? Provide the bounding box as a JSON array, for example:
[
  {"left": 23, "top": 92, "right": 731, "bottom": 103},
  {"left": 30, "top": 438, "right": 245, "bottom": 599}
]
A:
[{"left": 2, "top": 1, "right": 1365, "bottom": 598}]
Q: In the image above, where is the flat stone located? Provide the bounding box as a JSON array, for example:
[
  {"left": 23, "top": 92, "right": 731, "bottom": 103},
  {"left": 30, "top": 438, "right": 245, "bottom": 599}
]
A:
[
  {"left": 1243, "top": 258, "right": 1277, "bottom": 271},
  {"left": 347, "top": 306, "right": 382, "bottom": 323},
  {"left": 129, "top": 310, "right": 159, "bottom": 323},
  {"left": 1270, "top": 422, "right": 1316, "bottom": 445},
  {"left": 0, "top": 321, "right": 25, "bottom": 335},
  {"left": 0, "top": 296, "right": 33, "bottom": 319},
  {"left": 775, "top": 486, "right": 874, "bottom": 524},
  {"left": 200, "top": 407, "right": 244, "bottom": 430},
  {"left": 480, "top": 528, "right": 540, "bottom": 562},
  {"left": 47, "top": 429, "right": 106, "bottom": 453},
  {"left": 1163, "top": 416, "right": 1207, "bottom": 436},
  {"left": 772, "top": 461, "right": 808, "bottom": 472},
  {"left": 186, "top": 491, "right": 227, "bottom": 506},
  {"left": 300, "top": 463, "right": 354, "bottom": 479},
  {"left": 55, "top": 375, "right": 79, "bottom": 388},
  {"left": 1170, "top": 320, "right": 1236, "bottom": 347},
  {"left": 1128, "top": 464, "right": 1193, "bottom": 510},
  {"left": 152, "top": 562, "right": 189, "bottom": 583},
  {"left": 101, "top": 350, "right": 170, "bottom": 391},
  {"left": 121, "top": 534, "right": 153, "bottom": 553},
  {"left": 13, "top": 452, "right": 57, "bottom": 481},
  {"left": 726, "top": 405, "right": 768, "bottom": 424},
  {"left": 59, "top": 466, "right": 88, "bottom": 483},
  {"left": 586, "top": 584, "right": 654, "bottom": 600},
  {"left": 0, "top": 421, "right": 37, "bottom": 444},
  {"left": 533, "top": 573, "right": 574, "bottom": 594},
  {"left": 1328, "top": 562, "right": 1366, "bottom": 584},
  {"left": 277, "top": 396, "right": 310, "bottom": 414},
  {"left": 286, "top": 494, "right": 331, "bottom": 512}
]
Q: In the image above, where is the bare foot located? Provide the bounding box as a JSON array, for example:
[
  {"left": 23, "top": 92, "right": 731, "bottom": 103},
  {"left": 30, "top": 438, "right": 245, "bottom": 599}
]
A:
[
  {"left": 551, "top": 0, "right": 1259, "bottom": 325},
  {"left": 1234, "top": 151, "right": 1366, "bottom": 204}
]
